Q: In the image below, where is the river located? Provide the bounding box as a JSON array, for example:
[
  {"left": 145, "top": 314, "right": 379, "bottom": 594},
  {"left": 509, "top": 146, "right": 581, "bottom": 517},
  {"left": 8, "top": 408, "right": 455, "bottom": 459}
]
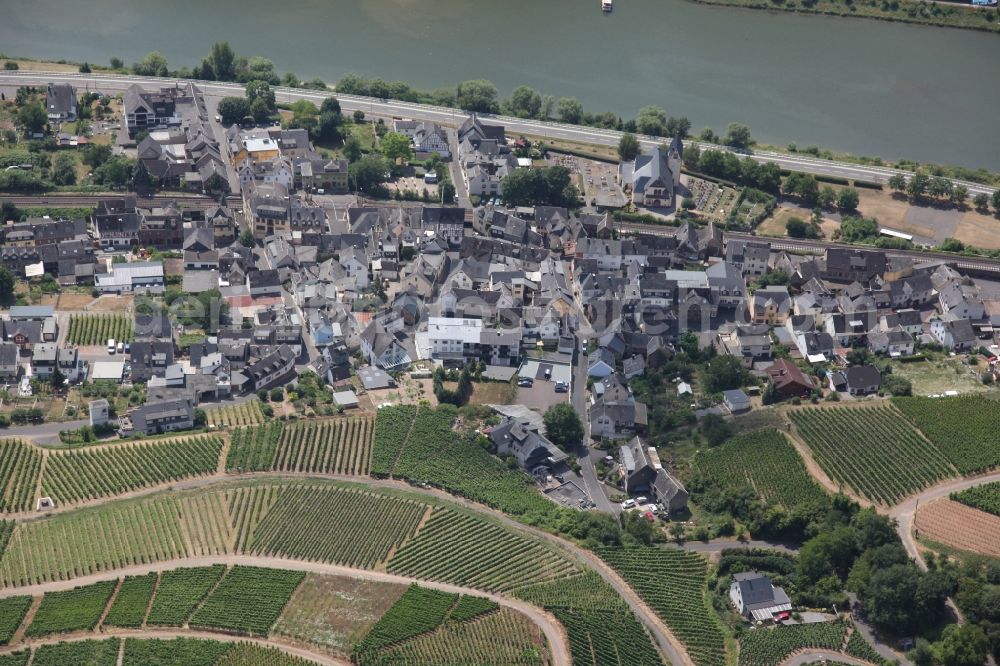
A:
[{"left": 2, "top": 0, "right": 999, "bottom": 169}]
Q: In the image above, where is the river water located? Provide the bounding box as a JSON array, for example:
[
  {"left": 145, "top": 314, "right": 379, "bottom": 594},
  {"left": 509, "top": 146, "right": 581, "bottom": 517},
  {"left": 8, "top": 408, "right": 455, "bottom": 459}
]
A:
[{"left": 3, "top": 0, "right": 999, "bottom": 168}]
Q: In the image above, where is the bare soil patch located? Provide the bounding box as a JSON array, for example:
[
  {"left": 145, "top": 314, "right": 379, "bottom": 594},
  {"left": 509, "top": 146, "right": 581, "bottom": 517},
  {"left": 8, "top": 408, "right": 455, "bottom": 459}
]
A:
[
  {"left": 915, "top": 498, "right": 1000, "bottom": 558},
  {"left": 88, "top": 295, "right": 134, "bottom": 312}
]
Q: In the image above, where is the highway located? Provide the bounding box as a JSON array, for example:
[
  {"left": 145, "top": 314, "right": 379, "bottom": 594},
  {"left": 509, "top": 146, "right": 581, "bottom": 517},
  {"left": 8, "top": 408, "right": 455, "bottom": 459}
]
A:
[{"left": 1, "top": 71, "right": 995, "bottom": 198}]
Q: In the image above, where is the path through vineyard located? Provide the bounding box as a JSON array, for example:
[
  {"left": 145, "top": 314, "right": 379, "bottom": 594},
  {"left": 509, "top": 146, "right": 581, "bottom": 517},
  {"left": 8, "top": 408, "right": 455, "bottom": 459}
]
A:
[
  {"left": 781, "top": 419, "right": 870, "bottom": 506},
  {"left": 0, "top": 555, "right": 570, "bottom": 666}
]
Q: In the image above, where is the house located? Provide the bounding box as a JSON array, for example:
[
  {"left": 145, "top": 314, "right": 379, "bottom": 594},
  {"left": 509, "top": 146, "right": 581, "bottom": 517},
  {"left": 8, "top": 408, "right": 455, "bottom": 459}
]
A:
[
  {"left": 245, "top": 345, "right": 297, "bottom": 391},
  {"left": 0, "top": 343, "right": 18, "bottom": 381},
  {"left": 587, "top": 349, "right": 616, "bottom": 378},
  {"left": 619, "top": 436, "right": 689, "bottom": 515},
  {"left": 830, "top": 365, "right": 882, "bottom": 395},
  {"left": 45, "top": 83, "right": 77, "bottom": 123},
  {"left": 95, "top": 262, "right": 165, "bottom": 294},
  {"left": 726, "top": 240, "right": 770, "bottom": 277},
  {"left": 123, "top": 84, "right": 184, "bottom": 136},
  {"left": 750, "top": 286, "right": 791, "bottom": 325},
  {"left": 89, "top": 399, "right": 110, "bottom": 427},
  {"left": 930, "top": 316, "right": 977, "bottom": 352},
  {"left": 723, "top": 389, "right": 751, "bottom": 414},
  {"left": 720, "top": 324, "right": 771, "bottom": 366},
  {"left": 730, "top": 572, "right": 792, "bottom": 622},
  {"left": 489, "top": 417, "right": 567, "bottom": 471},
  {"left": 867, "top": 327, "right": 915, "bottom": 357},
  {"left": 880, "top": 309, "right": 924, "bottom": 336},
  {"left": 360, "top": 320, "right": 412, "bottom": 371},
  {"left": 129, "top": 399, "right": 195, "bottom": 436},
  {"left": 56, "top": 347, "right": 85, "bottom": 383},
  {"left": 764, "top": 359, "right": 814, "bottom": 400},
  {"left": 30, "top": 343, "right": 57, "bottom": 378},
  {"left": 795, "top": 331, "right": 835, "bottom": 362},
  {"left": 619, "top": 141, "right": 682, "bottom": 208}
]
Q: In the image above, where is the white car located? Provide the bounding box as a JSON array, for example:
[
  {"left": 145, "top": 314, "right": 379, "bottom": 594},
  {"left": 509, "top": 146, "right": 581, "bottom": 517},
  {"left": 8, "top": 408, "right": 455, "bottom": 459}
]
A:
[
  {"left": 621, "top": 499, "right": 636, "bottom": 510},
  {"left": 635, "top": 496, "right": 648, "bottom": 505}
]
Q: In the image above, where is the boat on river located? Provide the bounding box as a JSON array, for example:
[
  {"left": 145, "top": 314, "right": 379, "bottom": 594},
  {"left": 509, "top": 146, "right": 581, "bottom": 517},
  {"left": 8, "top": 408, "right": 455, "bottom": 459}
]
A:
[{"left": 602, "top": 0, "right": 613, "bottom": 12}]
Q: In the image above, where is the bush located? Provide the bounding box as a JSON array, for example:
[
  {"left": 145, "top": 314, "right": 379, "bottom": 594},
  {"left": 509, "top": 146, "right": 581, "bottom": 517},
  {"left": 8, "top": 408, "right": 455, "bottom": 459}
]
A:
[{"left": 269, "top": 388, "right": 284, "bottom": 402}]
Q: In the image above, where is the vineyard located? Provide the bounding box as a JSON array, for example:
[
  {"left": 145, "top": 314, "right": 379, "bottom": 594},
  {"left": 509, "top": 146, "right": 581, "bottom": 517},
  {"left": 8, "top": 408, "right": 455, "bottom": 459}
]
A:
[
  {"left": 25, "top": 580, "right": 117, "bottom": 637},
  {"left": 0, "top": 439, "right": 43, "bottom": 513},
  {"left": 33, "top": 638, "right": 119, "bottom": 666},
  {"left": 513, "top": 573, "right": 664, "bottom": 666},
  {"left": 737, "top": 620, "right": 847, "bottom": 666},
  {"left": 790, "top": 405, "right": 954, "bottom": 504},
  {"left": 596, "top": 547, "right": 726, "bottom": 666},
  {"left": 122, "top": 637, "right": 239, "bottom": 666},
  {"left": 895, "top": 396, "right": 1000, "bottom": 474},
  {"left": 147, "top": 565, "right": 227, "bottom": 626},
  {"left": 206, "top": 400, "right": 266, "bottom": 428},
  {"left": 387, "top": 508, "right": 580, "bottom": 592},
  {"left": 952, "top": 481, "right": 1000, "bottom": 517},
  {"left": 693, "top": 429, "right": 828, "bottom": 507},
  {"left": 67, "top": 314, "right": 134, "bottom": 346},
  {"left": 0, "top": 596, "right": 31, "bottom": 645},
  {"left": 215, "top": 643, "right": 318, "bottom": 666},
  {"left": 377, "top": 607, "right": 544, "bottom": 666},
  {"left": 40, "top": 435, "right": 224, "bottom": 504},
  {"left": 226, "top": 417, "right": 375, "bottom": 476},
  {"left": 351, "top": 584, "right": 458, "bottom": 665},
  {"left": 190, "top": 566, "right": 305, "bottom": 636},
  {"left": 844, "top": 628, "right": 887, "bottom": 663},
  {"left": 103, "top": 572, "right": 157, "bottom": 627},
  {"left": 373, "top": 406, "right": 557, "bottom": 518}
]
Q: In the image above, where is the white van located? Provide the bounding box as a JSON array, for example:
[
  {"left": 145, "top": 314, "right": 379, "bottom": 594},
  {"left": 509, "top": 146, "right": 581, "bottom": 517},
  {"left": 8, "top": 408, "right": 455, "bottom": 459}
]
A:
[
  {"left": 107, "top": 339, "right": 116, "bottom": 354},
  {"left": 117, "top": 342, "right": 125, "bottom": 354}
]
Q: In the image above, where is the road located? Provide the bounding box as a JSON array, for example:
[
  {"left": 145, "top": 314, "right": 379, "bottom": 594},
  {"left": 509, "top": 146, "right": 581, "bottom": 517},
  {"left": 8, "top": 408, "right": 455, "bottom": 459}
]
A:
[
  {"left": 0, "top": 555, "right": 568, "bottom": 666},
  {"left": 1, "top": 71, "right": 995, "bottom": 197},
  {"left": 0, "top": 194, "right": 225, "bottom": 208},
  {"left": 673, "top": 538, "right": 798, "bottom": 555},
  {"left": 782, "top": 651, "right": 869, "bottom": 666},
  {"left": 570, "top": 332, "right": 616, "bottom": 514},
  {"left": 1, "top": 418, "right": 88, "bottom": 445}
]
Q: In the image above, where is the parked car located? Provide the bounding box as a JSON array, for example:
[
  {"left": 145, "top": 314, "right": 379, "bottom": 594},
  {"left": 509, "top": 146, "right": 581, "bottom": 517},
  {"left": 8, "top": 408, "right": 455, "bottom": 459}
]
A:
[
  {"left": 635, "top": 496, "right": 648, "bottom": 505},
  {"left": 554, "top": 381, "right": 568, "bottom": 392},
  {"left": 107, "top": 339, "right": 116, "bottom": 354},
  {"left": 621, "top": 499, "right": 636, "bottom": 509},
  {"left": 517, "top": 376, "right": 533, "bottom": 387}
]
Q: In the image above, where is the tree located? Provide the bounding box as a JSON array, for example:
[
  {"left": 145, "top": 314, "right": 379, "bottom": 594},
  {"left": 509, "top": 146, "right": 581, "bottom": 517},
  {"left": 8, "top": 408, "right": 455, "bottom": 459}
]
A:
[
  {"left": 245, "top": 80, "right": 276, "bottom": 111},
  {"left": 320, "top": 96, "right": 342, "bottom": 116},
  {"left": 314, "top": 112, "right": 343, "bottom": 144},
  {"left": 109, "top": 56, "right": 124, "bottom": 70},
  {"left": 973, "top": 192, "right": 989, "bottom": 212},
  {"left": 839, "top": 216, "right": 880, "bottom": 243},
  {"left": 348, "top": 155, "right": 390, "bottom": 192},
  {"left": 951, "top": 184, "right": 968, "bottom": 207},
  {"left": 933, "top": 624, "right": 990, "bottom": 666},
  {"left": 3, "top": 62, "right": 18, "bottom": 71},
  {"left": 786, "top": 216, "right": 816, "bottom": 239},
  {"left": 15, "top": 102, "right": 47, "bottom": 135},
  {"left": 635, "top": 106, "right": 667, "bottom": 136},
  {"left": 700, "top": 414, "right": 732, "bottom": 446},
  {"left": 992, "top": 188, "right": 1000, "bottom": 213},
  {"left": 51, "top": 153, "right": 76, "bottom": 186},
  {"left": 380, "top": 132, "right": 413, "bottom": 164},
  {"left": 217, "top": 97, "right": 251, "bottom": 125},
  {"left": 194, "top": 408, "right": 207, "bottom": 428},
  {"left": 618, "top": 133, "right": 641, "bottom": 162},
  {"left": 92, "top": 156, "right": 136, "bottom": 189},
  {"left": 455, "top": 79, "right": 499, "bottom": 113},
  {"left": 724, "top": 123, "right": 753, "bottom": 149},
  {"left": 81, "top": 143, "right": 112, "bottom": 169},
  {"left": 907, "top": 172, "right": 930, "bottom": 199},
  {"left": 864, "top": 564, "right": 948, "bottom": 634},
  {"left": 500, "top": 167, "right": 579, "bottom": 208},
  {"left": 133, "top": 52, "right": 169, "bottom": 77},
  {"left": 249, "top": 97, "right": 270, "bottom": 124},
  {"left": 666, "top": 116, "right": 691, "bottom": 138},
  {"left": 837, "top": 187, "right": 860, "bottom": 212},
  {"left": 209, "top": 41, "right": 236, "bottom": 81},
  {"left": 883, "top": 374, "right": 912, "bottom": 396},
  {"left": 702, "top": 356, "right": 748, "bottom": 394},
  {"left": 888, "top": 173, "right": 906, "bottom": 192},
  {"left": 0, "top": 201, "right": 19, "bottom": 223},
  {"left": 556, "top": 97, "right": 584, "bottom": 124},
  {"left": 543, "top": 404, "right": 584, "bottom": 451},
  {"left": 343, "top": 135, "right": 363, "bottom": 162},
  {"left": 238, "top": 229, "right": 255, "bottom": 248},
  {"left": 507, "top": 85, "right": 542, "bottom": 118},
  {"left": 78, "top": 62, "right": 91, "bottom": 74},
  {"left": 818, "top": 185, "right": 837, "bottom": 209},
  {"left": 0, "top": 267, "right": 15, "bottom": 303}
]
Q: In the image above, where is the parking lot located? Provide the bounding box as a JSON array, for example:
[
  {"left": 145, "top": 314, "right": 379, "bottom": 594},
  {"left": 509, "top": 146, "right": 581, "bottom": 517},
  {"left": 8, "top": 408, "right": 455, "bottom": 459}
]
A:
[{"left": 514, "top": 379, "right": 569, "bottom": 413}]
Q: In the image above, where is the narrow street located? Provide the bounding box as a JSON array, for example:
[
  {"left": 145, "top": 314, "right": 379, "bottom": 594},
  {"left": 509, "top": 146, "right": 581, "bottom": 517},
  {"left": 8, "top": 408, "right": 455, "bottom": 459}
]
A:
[{"left": 571, "top": 333, "right": 616, "bottom": 514}]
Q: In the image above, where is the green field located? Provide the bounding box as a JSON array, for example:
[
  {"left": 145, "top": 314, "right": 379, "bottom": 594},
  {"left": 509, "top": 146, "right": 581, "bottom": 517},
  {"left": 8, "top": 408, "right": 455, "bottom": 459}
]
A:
[
  {"left": 26, "top": 580, "right": 117, "bottom": 637},
  {"left": 693, "top": 429, "right": 828, "bottom": 507},
  {"left": 205, "top": 400, "right": 265, "bottom": 428},
  {"left": 352, "top": 584, "right": 458, "bottom": 665},
  {"left": 41, "top": 435, "right": 224, "bottom": 504},
  {"left": 596, "top": 547, "right": 726, "bottom": 666},
  {"left": 790, "top": 405, "right": 954, "bottom": 504},
  {"left": 190, "top": 566, "right": 304, "bottom": 636},
  {"left": 952, "top": 481, "right": 1000, "bottom": 517},
  {"left": 894, "top": 396, "right": 1000, "bottom": 474}
]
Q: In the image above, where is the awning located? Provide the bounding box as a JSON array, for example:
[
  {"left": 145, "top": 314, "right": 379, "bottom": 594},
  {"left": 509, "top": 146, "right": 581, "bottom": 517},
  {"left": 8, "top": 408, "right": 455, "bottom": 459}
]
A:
[{"left": 750, "top": 603, "right": 793, "bottom": 622}]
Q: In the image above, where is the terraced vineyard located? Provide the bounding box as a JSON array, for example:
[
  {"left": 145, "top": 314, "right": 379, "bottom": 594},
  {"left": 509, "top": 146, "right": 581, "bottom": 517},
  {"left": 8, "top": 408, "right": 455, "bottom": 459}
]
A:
[
  {"left": 26, "top": 580, "right": 117, "bottom": 637},
  {"left": 374, "top": 406, "right": 558, "bottom": 518},
  {"left": 790, "top": 405, "right": 954, "bottom": 504},
  {"left": 122, "top": 637, "right": 234, "bottom": 666},
  {"left": 844, "top": 627, "right": 887, "bottom": 663},
  {"left": 0, "top": 596, "right": 31, "bottom": 645},
  {"left": 514, "top": 573, "right": 664, "bottom": 666},
  {"left": 190, "top": 566, "right": 304, "bottom": 636},
  {"left": 952, "top": 481, "right": 1000, "bottom": 517},
  {"left": 737, "top": 620, "right": 848, "bottom": 666},
  {"left": 67, "top": 314, "right": 134, "bottom": 346},
  {"left": 147, "top": 565, "right": 226, "bottom": 626},
  {"left": 41, "top": 435, "right": 224, "bottom": 504},
  {"left": 215, "top": 643, "right": 318, "bottom": 666},
  {"left": 694, "top": 429, "right": 828, "bottom": 507},
  {"left": 0, "top": 439, "right": 43, "bottom": 513},
  {"left": 596, "top": 547, "right": 726, "bottom": 666},
  {"left": 103, "top": 572, "right": 157, "bottom": 627},
  {"left": 388, "top": 508, "right": 580, "bottom": 592},
  {"left": 272, "top": 417, "right": 374, "bottom": 475},
  {"left": 379, "top": 607, "right": 544, "bottom": 666},
  {"left": 33, "top": 638, "right": 119, "bottom": 666},
  {"left": 206, "top": 400, "right": 266, "bottom": 428},
  {"left": 895, "top": 396, "right": 1000, "bottom": 474}
]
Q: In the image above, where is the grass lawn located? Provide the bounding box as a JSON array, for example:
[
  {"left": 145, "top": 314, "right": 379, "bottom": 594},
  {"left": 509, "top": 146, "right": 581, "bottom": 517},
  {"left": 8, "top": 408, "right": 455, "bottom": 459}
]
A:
[
  {"left": 892, "top": 355, "right": 991, "bottom": 396},
  {"left": 521, "top": 134, "right": 618, "bottom": 162},
  {"left": 441, "top": 380, "right": 517, "bottom": 406}
]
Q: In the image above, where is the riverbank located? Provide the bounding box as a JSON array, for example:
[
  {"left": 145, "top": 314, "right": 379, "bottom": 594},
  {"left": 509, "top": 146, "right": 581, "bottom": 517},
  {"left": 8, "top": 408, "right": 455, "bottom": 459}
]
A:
[{"left": 689, "top": 0, "right": 1000, "bottom": 33}]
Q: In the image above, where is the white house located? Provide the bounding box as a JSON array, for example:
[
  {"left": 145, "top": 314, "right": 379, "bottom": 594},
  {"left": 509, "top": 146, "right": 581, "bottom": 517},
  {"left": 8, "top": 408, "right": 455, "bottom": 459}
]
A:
[{"left": 730, "top": 572, "right": 792, "bottom": 622}]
